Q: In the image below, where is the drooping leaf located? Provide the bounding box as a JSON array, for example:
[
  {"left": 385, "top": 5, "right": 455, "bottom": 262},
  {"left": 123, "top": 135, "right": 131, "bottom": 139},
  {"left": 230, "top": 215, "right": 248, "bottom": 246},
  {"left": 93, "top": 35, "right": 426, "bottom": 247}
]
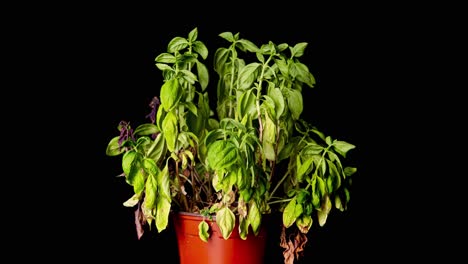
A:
[
  {"left": 238, "top": 216, "right": 249, "bottom": 240},
  {"left": 157, "top": 164, "right": 171, "bottom": 200},
  {"left": 131, "top": 167, "right": 145, "bottom": 195},
  {"left": 123, "top": 152, "right": 145, "bottom": 194},
  {"left": 269, "top": 87, "right": 285, "bottom": 120},
  {"left": 196, "top": 61, "right": 209, "bottom": 90},
  {"left": 335, "top": 195, "right": 344, "bottom": 211},
  {"left": 216, "top": 207, "right": 236, "bottom": 239},
  {"left": 143, "top": 166, "right": 158, "bottom": 209},
  {"left": 181, "top": 69, "right": 198, "bottom": 84},
  {"left": 327, "top": 159, "right": 341, "bottom": 191},
  {"left": 318, "top": 195, "right": 332, "bottom": 227},
  {"left": 287, "top": 89, "right": 303, "bottom": 120},
  {"left": 198, "top": 220, "right": 210, "bottom": 242},
  {"left": 237, "top": 39, "right": 259, "bottom": 52},
  {"left": 248, "top": 201, "right": 261, "bottom": 236},
  {"left": 297, "top": 215, "right": 313, "bottom": 235},
  {"left": 193, "top": 41, "right": 208, "bottom": 60},
  {"left": 333, "top": 140, "right": 356, "bottom": 158},
  {"left": 162, "top": 110, "right": 178, "bottom": 152},
  {"left": 213, "top": 47, "right": 230, "bottom": 74},
  {"left": 283, "top": 197, "right": 298, "bottom": 228},
  {"left": 297, "top": 156, "right": 313, "bottom": 182},
  {"left": 344, "top": 167, "right": 357, "bottom": 177},
  {"left": 155, "top": 197, "right": 171, "bottom": 232},
  {"left": 123, "top": 193, "right": 140, "bottom": 207}
]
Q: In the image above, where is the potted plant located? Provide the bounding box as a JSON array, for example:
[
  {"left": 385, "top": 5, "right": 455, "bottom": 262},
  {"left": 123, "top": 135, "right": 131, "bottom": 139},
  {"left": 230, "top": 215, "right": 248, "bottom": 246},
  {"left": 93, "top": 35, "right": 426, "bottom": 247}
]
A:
[{"left": 105, "top": 27, "right": 357, "bottom": 264}]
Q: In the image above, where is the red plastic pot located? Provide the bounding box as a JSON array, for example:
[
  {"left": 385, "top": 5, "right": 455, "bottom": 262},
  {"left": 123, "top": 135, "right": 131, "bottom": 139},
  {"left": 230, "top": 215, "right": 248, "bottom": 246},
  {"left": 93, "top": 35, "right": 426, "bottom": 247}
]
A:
[{"left": 172, "top": 211, "right": 268, "bottom": 264}]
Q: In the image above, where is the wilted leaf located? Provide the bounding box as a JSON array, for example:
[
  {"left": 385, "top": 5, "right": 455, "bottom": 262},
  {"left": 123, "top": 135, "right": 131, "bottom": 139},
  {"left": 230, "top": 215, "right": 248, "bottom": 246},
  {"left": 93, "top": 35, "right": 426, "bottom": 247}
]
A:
[
  {"left": 123, "top": 193, "right": 140, "bottom": 207},
  {"left": 155, "top": 197, "right": 171, "bottom": 232},
  {"left": 198, "top": 220, "right": 210, "bottom": 242}
]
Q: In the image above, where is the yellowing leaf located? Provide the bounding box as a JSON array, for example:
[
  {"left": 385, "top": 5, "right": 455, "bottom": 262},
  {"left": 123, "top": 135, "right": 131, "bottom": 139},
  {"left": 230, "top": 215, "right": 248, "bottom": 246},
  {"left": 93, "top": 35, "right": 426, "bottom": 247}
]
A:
[
  {"left": 216, "top": 207, "right": 235, "bottom": 239},
  {"left": 155, "top": 197, "right": 171, "bottom": 232},
  {"left": 198, "top": 221, "right": 210, "bottom": 242}
]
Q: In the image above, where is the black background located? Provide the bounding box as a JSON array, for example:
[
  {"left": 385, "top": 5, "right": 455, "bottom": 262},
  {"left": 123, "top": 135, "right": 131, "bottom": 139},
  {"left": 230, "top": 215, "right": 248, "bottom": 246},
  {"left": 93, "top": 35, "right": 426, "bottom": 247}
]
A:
[{"left": 20, "top": 3, "right": 434, "bottom": 263}]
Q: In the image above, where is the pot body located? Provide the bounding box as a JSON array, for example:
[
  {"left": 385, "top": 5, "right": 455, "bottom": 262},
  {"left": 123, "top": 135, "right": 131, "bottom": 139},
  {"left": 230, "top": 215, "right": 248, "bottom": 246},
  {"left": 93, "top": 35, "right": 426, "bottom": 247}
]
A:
[{"left": 172, "top": 212, "right": 267, "bottom": 264}]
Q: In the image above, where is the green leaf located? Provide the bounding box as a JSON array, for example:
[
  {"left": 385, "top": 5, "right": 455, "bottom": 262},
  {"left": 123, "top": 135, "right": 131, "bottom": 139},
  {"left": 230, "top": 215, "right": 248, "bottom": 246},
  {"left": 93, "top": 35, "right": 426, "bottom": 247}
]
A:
[
  {"left": 207, "top": 140, "right": 238, "bottom": 171},
  {"left": 317, "top": 177, "right": 326, "bottom": 196},
  {"left": 198, "top": 220, "right": 210, "bottom": 242},
  {"left": 162, "top": 110, "right": 178, "bottom": 152},
  {"left": 157, "top": 165, "right": 171, "bottom": 200},
  {"left": 155, "top": 63, "right": 173, "bottom": 71},
  {"left": 168, "top": 37, "right": 189, "bottom": 52},
  {"left": 181, "top": 69, "right": 198, "bottom": 84},
  {"left": 123, "top": 152, "right": 145, "bottom": 195},
  {"left": 333, "top": 140, "right": 356, "bottom": 158},
  {"left": 269, "top": 88, "right": 285, "bottom": 120},
  {"left": 214, "top": 48, "right": 230, "bottom": 74},
  {"left": 283, "top": 197, "right": 297, "bottom": 228},
  {"left": 122, "top": 151, "right": 137, "bottom": 176},
  {"left": 155, "top": 53, "right": 176, "bottom": 64},
  {"left": 287, "top": 89, "right": 303, "bottom": 120},
  {"left": 291, "top": 42, "right": 308, "bottom": 58},
  {"left": 237, "top": 39, "right": 259, "bottom": 52},
  {"left": 237, "top": 89, "right": 256, "bottom": 119},
  {"left": 216, "top": 207, "right": 236, "bottom": 239},
  {"left": 219, "top": 32, "right": 235, "bottom": 42},
  {"left": 188, "top": 27, "right": 198, "bottom": 42},
  {"left": 295, "top": 62, "right": 316, "bottom": 88},
  {"left": 143, "top": 164, "right": 158, "bottom": 208},
  {"left": 297, "top": 156, "right": 313, "bottom": 182},
  {"left": 327, "top": 159, "right": 341, "bottom": 191},
  {"left": 238, "top": 63, "right": 260, "bottom": 89},
  {"left": 134, "top": 123, "right": 159, "bottom": 136},
  {"left": 196, "top": 61, "right": 209, "bottom": 90},
  {"left": 146, "top": 133, "right": 166, "bottom": 163},
  {"left": 193, "top": 41, "right": 208, "bottom": 60},
  {"left": 106, "top": 136, "right": 124, "bottom": 156},
  {"left": 302, "top": 144, "right": 324, "bottom": 157},
  {"left": 160, "top": 79, "right": 182, "bottom": 111},
  {"left": 344, "top": 167, "right": 357, "bottom": 177}
]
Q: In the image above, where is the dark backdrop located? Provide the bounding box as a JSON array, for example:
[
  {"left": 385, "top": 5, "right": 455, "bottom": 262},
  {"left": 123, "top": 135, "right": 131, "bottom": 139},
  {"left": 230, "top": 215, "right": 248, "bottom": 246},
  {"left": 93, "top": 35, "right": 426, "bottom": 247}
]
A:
[{"left": 39, "top": 3, "right": 409, "bottom": 263}]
